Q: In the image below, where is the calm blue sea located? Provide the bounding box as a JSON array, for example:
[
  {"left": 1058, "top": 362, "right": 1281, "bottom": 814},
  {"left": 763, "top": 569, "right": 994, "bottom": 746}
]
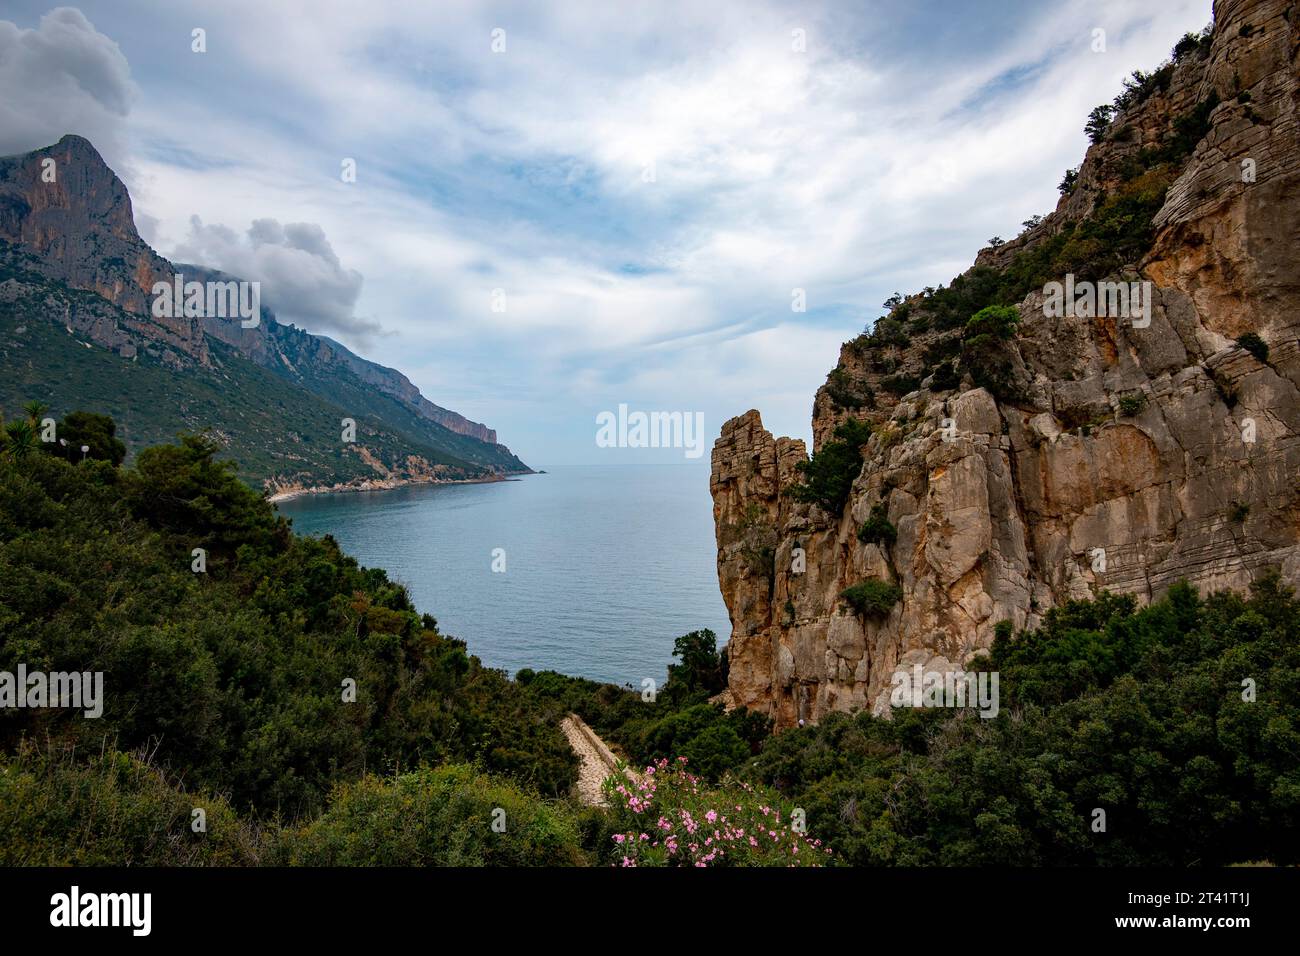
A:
[{"left": 276, "top": 464, "right": 731, "bottom": 685}]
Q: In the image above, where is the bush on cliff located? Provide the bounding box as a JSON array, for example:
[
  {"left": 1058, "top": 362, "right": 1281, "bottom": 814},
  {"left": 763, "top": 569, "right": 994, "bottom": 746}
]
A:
[
  {"left": 840, "top": 579, "right": 902, "bottom": 618},
  {"left": 789, "top": 417, "right": 873, "bottom": 516},
  {"left": 858, "top": 503, "right": 897, "bottom": 548}
]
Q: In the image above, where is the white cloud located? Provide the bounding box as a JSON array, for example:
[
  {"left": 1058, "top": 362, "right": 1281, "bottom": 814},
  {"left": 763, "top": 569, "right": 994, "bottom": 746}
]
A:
[
  {"left": 171, "top": 215, "right": 375, "bottom": 342},
  {"left": 0, "top": 7, "right": 135, "bottom": 167},
  {"left": 0, "top": 0, "right": 1215, "bottom": 463}
]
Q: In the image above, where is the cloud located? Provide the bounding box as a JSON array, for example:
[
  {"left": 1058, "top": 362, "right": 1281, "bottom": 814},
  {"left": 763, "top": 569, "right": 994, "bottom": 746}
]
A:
[
  {"left": 171, "top": 215, "right": 378, "bottom": 343},
  {"left": 0, "top": 0, "right": 1215, "bottom": 464},
  {"left": 0, "top": 7, "right": 135, "bottom": 168}
]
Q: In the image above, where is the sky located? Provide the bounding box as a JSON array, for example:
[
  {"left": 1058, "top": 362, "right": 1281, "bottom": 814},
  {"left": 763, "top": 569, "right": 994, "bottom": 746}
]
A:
[{"left": 0, "top": 0, "right": 1214, "bottom": 467}]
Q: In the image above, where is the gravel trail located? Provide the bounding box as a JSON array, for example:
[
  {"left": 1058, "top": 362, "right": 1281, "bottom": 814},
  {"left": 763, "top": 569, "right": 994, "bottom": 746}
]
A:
[{"left": 561, "top": 714, "right": 626, "bottom": 807}]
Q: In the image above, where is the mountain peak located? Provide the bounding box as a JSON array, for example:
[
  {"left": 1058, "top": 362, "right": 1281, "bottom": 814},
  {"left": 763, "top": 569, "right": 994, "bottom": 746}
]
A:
[{"left": 0, "top": 135, "right": 527, "bottom": 484}]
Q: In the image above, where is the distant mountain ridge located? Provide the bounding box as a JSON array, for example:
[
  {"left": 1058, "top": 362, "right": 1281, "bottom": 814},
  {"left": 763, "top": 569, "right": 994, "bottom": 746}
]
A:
[{"left": 0, "top": 134, "right": 527, "bottom": 490}]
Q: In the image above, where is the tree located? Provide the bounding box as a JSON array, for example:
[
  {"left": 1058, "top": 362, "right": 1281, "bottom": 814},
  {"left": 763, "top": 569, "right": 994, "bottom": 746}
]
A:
[
  {"left": 858, "top": 503, "right": 897, "bottom": 547},
  {"left": 124, "top": 431, "right": 287, "bottom": 555},
  {"left": 667, "top": 629, "right": 725, "bottom": 697},
  {"left": 48, "top": 411, "right": 126, "bottom": 466},
  {"left": 1058, "top": 166, "right": 1080, "bottom": 195},
  {"left": 962, "top": 305, "right": 1023, "bottom": 401},
  {"left": 789, "top": 418, "right": 873, "bottom": 515},
  {"left": 965, "top": 304, "right": 1020, "bottom": 343},
  {"left": 3, "top": 421, "right": 36, "bottom": 460},
  {"left": 1085, "top": 104, "right": 1116, "bottom": 144},
  {"left": 23, "top": 400, "right": 48, "bottom": 426}
]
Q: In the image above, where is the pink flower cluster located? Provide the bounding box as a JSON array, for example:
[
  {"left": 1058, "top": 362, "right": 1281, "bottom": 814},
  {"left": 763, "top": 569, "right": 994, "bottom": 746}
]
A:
[{"left": 606, "top": 757, "right": 833, "bottom": 867}]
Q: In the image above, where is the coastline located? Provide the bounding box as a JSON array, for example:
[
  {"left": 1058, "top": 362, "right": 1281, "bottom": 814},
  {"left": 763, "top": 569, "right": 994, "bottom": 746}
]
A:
[{"left": 266, "top": 469, "right": 536, "bottom": 504}]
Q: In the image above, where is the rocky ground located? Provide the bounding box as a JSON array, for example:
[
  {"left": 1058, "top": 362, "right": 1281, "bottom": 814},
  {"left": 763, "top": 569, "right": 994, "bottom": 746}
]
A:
[{"left": 560, "top": 715, "right": 618, "bottom": 807}]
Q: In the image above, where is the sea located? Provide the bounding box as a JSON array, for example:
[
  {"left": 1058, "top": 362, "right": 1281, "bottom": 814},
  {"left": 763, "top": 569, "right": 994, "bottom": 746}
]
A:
[{"left": 276, "top": 464, "right": 731, "bottom": 686}]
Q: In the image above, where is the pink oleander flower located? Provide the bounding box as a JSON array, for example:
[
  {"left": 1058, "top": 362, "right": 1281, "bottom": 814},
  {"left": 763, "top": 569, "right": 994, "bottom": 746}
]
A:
[{"left": 705, "top": 810, "right": 718, "bottom": 823}]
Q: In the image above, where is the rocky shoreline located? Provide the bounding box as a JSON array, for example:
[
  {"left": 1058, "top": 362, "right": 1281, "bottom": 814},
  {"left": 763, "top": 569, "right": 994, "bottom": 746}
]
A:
[{"left": 266, "top": 470, "right": 534, "bottom": 504}]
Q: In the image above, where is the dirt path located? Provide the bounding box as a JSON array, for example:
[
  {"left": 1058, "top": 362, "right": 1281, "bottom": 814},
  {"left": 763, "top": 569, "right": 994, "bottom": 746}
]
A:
[{"left": 561, "top": 713, "right": 634, "bottom": 807}]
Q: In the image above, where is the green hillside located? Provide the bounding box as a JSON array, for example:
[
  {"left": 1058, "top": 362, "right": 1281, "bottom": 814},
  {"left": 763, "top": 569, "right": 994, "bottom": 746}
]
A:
[{"left": 0, "top": 265, "right": 515, "bottom": 488}]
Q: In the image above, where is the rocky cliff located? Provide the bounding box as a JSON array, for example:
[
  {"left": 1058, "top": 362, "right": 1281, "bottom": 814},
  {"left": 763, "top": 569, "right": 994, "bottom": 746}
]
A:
[
  {"left": 0, "top": 134, "right": 208, "bottom": 367},
  {"left": 0, "top": 134, "right": 526, "bottom": 482},
  {"left": 711, "top": 0, "right": 1300, "bottom": 728}
]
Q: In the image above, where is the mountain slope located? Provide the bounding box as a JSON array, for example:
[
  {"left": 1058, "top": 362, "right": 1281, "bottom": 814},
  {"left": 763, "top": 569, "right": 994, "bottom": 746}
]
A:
[
  {"left": 0, "top": 135, "right": 527, "bottom": 489},
  {"left": 711, "top": 0, "right": 1300, "bottom": 727}
]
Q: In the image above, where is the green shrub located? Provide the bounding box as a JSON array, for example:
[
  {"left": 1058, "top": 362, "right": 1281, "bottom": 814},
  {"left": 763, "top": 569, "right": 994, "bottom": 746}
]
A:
[
  {"left": 962, "top": 306, "right": 1023, "bottom": 402},
  {"left": 43, "top": 410, "right": 126, "bottom": 466},
  {"left": 826, "top": 367, "right": 874, "bottom": 409},
  {"left": 789, "top": 418, "right": 873, "bottom": 515},
  {"left": 1236, "top": 333, "right": 1269, "bottom": 362},
  {"left": 1119, "top": 393, "right": 1147, "bottom": 416},
  {"left": 858, "top": 503, "right": 897, "bottom": 548},
  {"left": 965, "top": 305, "right": 1021, "bottom": 342},
  {"left": 840, "top": 579, "right": 902, "bottom": 618},
  {"left": 0, "top": 431, "right": 579, "bottom": 821},
  {"left": 1085, "top": 104, "right": 1116, "bottom": 143},
  {"left": 0, "top": 744, "right": 259, "bottom": 866},
  {"left": 666, "top": 629, "right": 726, "bottom": 698},
  {"left": 275, "top": 764, "right": 587, "bottom": 866},
  {"left": 1173, "top": 27, "right": 1212, "bottom": 62},
  {"left": 929, "top": 360, "right": 961, "bottom": 391},
  {"left": 1059, "top": 166, "right": 1080, "bottom": 195}
]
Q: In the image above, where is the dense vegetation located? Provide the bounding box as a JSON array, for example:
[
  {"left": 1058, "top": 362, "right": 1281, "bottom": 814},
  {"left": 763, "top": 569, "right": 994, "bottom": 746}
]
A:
[
  {"left": 520, "top": 629, "right": 771, "bottom": 784},
  {"left": 0, "top": 419, "right": 576, "bottom": 820},
  {"left": 2, "top": 414, "right": 1296, "bottom": 866},
  {"left": 747, "top": 580, "right": 1300, "bottom": 866},
  {"left": 0, "top": 251, "right": 524, "bottom": 485}
]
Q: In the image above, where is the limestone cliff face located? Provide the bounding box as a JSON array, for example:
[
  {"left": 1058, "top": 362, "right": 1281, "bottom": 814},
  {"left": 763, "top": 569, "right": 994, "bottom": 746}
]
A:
[
  {"left": 711, "top": 0, "right": 1300, "bottom": 729},
  {"left": 0, "top": 134, "right": 209, "bottom": 367}
]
